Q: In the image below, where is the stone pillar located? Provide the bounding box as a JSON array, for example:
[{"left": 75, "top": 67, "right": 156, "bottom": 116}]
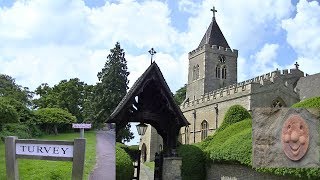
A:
[{"left": 162, "top": 157, "right": 182, "bottom": 180}]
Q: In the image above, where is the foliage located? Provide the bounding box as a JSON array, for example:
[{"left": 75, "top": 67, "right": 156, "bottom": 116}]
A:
[
  {"left": 0, "top": 123, "right": 32, "bottom": 141},
  {"left": 177, "top": 144, "right": 206, "bottom": 180},
  {"left": 116, "top": 124, "right": 134, "bottom": 143},
  {"left": 34, "top": 108, "right": 77, "bottom": 134},
  {"left": 0, "top": 132, "right": 96, "bottom": 180},
  {"left": 94, "top": 42, "right": 133, "bottom": 142},
  {"left": 173, "top": 84, "right": 186, "bottom": 105},
  {"left": 292, "top": 96, "right": 320, "bottom": 108},
  {"left": 116, "top": 144, "right": 134, "bottom": 180},
  {"left": 0, "top": 100, "right": 19, "bottom": 124},
  {"left": 116, "top": 143, "right": 140, "bottom": 161},
  {"left": 0, "top": 97, "right": 35, "bottom": 123},
  {"left": 200, "top": 119, "right": 252, "bottom": 166},
  {"left": 33, "top": 79, "right": 93, "bottom": 122},
  {"left": 144, "top": 161, "right": 155, "bottom": 170},
  {"left": 0, "top": 74, "right": 33, "bottom": 105},
  {"left": 218, "top": 104, "right": 251, "bottom": 132}
]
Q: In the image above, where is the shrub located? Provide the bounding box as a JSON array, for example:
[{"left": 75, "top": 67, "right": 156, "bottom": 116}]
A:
[
  {"left": 177, "top": 144, "right": 206, "bottom": 180},
  {"left": 0, "top": 123, "right": 32, "bottom": 141},
  {"left": 0, "top": 97, "right": 35, "bottom": 122},
  {"left": 0, "top": 100, "right": 19, "bottom": 124},
  {"left": 200, "top": 119, "right": 252, "bottom": 165},
  {"left": 292, "top": 96, "right": 320, "bottom": 108},
  {"left": 116, "top": 145, "right": 134, "bottom": 180},
  {"left": 116, "top": 143, "right": 140, "bottom": 161},
  {"left": 34, "top": 108, "right": 76, "bottom": 134},
  {"left": 218, "top": 105, "right": 251, "bottom": 132}
]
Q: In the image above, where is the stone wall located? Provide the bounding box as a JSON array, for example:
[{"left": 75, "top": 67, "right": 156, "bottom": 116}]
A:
[
  {"left": 296, "top": 73, "right": 320, "bottom": 101},
  {"left": 206, "top": 164, "right": 295, "bottom": 180}
]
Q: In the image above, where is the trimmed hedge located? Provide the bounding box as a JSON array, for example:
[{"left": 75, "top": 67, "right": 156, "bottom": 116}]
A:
[
  {"left": 292, "top": 96, "right": 320, "bottom": 108},
  {"left": 218, "top": 105, "right": 251, "bottom": 132},
  {"left": 200, "top": 119, "right": 252, "bottom": 166},
  {"left": 178, "top": 144, "right": 206, "bottom": 180},
  {"left": 116, "top": 144, "right": 134, "bottom": 180}
]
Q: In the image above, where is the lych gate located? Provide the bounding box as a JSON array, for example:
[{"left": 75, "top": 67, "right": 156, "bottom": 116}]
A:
[{"left": 107, "top": 62, "right": 189, "bottom": 179}]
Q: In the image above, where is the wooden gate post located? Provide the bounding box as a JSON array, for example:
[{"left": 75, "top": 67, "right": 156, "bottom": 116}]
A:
[
  {"left": 72, "top": 138, "right": 86, "bottom": 180},
  {"left": 5, "top": 136, "right": 19, "bottom": 180}
]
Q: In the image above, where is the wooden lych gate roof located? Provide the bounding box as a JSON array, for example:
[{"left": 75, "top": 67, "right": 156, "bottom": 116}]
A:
[{"left": 107, "top": 62, "right": 189, "bottom": 140}]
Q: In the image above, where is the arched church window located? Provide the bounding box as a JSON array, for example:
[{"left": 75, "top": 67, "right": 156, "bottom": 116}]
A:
[
  {"left": 185, "top": 126, "right": 189, "bottom": 144},
  {"left": 201, "top": 120, "right": 208, "bottom": 140},
  {"left": 193, "top": 65, "right": 200, "bottom": 80},
  {"left": 216, "top": 66, "right": 220, "bottom": 78},
  {"left": 219, "top": 55, "right": 226, "bottom": 63},
  {"left": 193, "top": 66, "right": 196, "bottom": 80},
  {"left": 222, "top": 66, "right": 227, "bottom": 79}
]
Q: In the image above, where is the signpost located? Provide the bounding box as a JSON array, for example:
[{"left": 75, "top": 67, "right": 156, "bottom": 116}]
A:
[
  {"left": 5, "top": 136, "right": 86, "bottom": 180},
  {"left": 72, "top": 123, "right": 92, "bottom": 138}
]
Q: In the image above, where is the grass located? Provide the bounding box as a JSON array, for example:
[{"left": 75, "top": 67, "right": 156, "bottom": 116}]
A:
[
  {"left": 144, "top": 161, "right": 155, "bottom": 170},
  {"left": 0, "top": 131, "right": 96, "bottom": 180}
]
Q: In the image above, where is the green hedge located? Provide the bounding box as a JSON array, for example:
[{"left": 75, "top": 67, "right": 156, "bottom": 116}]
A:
[
  {"left": 200, "top": 119, "right": 252, "bottom": 166},
  {"left": 217, "top": 105, "right": 251, "bottom": 132},
  {"left": 116, "top": 144, "right": 134, "bottom": 180},
  {"left": 292, "top": 96, "right": 320, "bottom": 108},
  {"left": 178, "top": 144, "right": 206, "bottom": 180}
]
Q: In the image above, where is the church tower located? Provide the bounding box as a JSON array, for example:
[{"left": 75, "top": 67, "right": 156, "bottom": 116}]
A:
[{"left": 186, "top": 6, "right": 238, "bottom": 100}]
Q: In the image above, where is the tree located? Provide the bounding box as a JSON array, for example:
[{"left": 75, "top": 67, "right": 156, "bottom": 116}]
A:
[
  {"left": 0, "top": 74, "right": 33, "bottom": 105},
  {"left": 0, "top": 99, "right": 19, "bottom": 128},
  {"left": 0, "top": 97, "right": 34, "bottom": 123},
  {"left": 33, "top": 78, "right": 93, "bottom": 122},
  {"left": 94, "top": 42, "right": 133, "bottom": 142},
  {"left": 34, "top": 108, "right": 77, "bottom": 135},
  {"left": 173, "top": 84, "right": 187, "bottom": 105}
]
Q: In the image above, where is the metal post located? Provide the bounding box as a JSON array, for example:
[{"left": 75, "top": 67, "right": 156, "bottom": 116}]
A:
[
  {"left": 80, "top": 128, "right": 84, "bottom": 138},
  {"left": 5, "top": 136, "right": 19, "bottom": 180},
  {"left": 72, "top": 138, "right": 86, "bottom": 180}
]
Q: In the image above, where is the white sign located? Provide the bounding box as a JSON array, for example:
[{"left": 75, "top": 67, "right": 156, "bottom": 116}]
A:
[
  {"left": 72, "top": 123, "right": 92, "bottom": 129},
  {"left": 16, "top": 143, "right": 74, "bottom": 158}
]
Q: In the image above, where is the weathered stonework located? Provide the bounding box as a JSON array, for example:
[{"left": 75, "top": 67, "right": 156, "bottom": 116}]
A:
[
  {"left": 162, "top": 157, "right": 182, "bottom": 180},
  {"left": 139, "top": 9, "right": 320, "bottom": 165},
  {"left": 252, "top": 108, "right": 319, "bottom": 167}
]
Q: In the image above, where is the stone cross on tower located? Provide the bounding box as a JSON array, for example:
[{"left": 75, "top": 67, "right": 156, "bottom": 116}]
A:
[
  {"left": 294, "top": 62, "right": 299, "bottom": 69},
  {"left": 211, "top": 6, "right": 217, "bottom": 20}
]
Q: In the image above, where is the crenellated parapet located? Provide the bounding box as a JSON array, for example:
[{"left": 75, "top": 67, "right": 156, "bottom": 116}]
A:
[
  {"left": 181, "top": 68, "right": 304, "bottom": 110},
  {"left": 188, "top": 44, "right": 238, "bottom": 58}
]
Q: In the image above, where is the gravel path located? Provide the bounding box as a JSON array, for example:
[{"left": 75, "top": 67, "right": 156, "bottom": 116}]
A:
[
  {"left": 139, "top": 163, "right": 154, "bottom": 180},
  {"left": 89, "top": 129, "right": 115, "bottom": 180}
]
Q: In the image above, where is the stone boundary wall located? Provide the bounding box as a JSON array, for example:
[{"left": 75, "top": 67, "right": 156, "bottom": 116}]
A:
[{"left": 206, "top": 164, "right": 296, "bottom": 180}]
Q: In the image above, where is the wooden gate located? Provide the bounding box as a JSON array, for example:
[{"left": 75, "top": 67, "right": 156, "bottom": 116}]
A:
[
  {"left": 154, "top": 152, "right": 163, "bottom": 180},
  {"left": 132, "top": 150, "right": 141, "bottom": 180}
]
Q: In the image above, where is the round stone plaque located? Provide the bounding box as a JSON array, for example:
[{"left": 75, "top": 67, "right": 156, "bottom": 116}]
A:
[{"left": 281, "top": 114, "right": 309, "bottom": 161}]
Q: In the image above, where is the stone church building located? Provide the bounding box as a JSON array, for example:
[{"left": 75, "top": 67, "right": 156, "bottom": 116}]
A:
[{"left": 139, "top": 8, "right": 320, "bottom": 162}]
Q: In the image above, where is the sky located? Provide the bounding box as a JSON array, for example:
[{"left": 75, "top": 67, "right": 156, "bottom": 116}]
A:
[{"left": 1, "top": 0, "right": 320, "bottom": 145}]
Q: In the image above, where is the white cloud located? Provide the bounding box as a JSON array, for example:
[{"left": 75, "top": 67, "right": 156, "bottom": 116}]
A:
[
  {"left": 180, "top": 0, "right": 294, "bottom": 54},
  {"left": 282, "top": 0, "right": 320, "bottom": 74},
  {"left": 178, "top": 0, "right": 200, "bottom": 14},
  {"left": 250, "top": 43, "right": 281, "bottom": 76},
  {"left": 0, "top": 0, "right": 184, "bottom": 91}
]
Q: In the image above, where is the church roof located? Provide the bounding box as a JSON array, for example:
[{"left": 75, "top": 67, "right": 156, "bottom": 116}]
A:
[
  {"left": 198, "top": 18, "right": 230, "bottom": 48},
  {"left": 107, "top": 62, "right": 189, "bottom": 129}
]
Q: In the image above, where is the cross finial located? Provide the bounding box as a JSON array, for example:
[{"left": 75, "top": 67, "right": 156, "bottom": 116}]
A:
[
  {"left": 294, "top": 62, "right": 299, "bottom": 69},
  {"left": 148, "top": 48, "right": 156, "bottom": 64},
  {"left": 211, "top": 6, "right": 217, "bottom": 20}
]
